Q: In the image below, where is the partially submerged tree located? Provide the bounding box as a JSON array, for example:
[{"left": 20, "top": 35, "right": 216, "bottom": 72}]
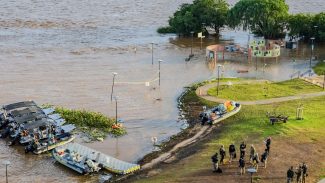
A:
[
  {"left": 159, "top": 0, "right": 229, "bottom": 36},
  {"left": 228, "top": 0, "right": 289, "bottom": 39}
]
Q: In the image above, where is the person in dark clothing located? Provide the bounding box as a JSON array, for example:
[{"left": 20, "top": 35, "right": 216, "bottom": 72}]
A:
[
  {"left": 229, "top": 143, "right": 236, "bottom": 163},
  {"left": 296, "top": 164, "right": 303, "bottom": 183},
  {"left": 219, "top": 145, "right": 226, "bottom": 165},
  {"left": 239, "top": 156, "right": 245, "bottom": 175},
  {"left": 261, "top": 149, "right": 268, "bottom": 168},
  {"left": 211, "top": 153, "right": 219, "bottom": 172},
  {"left": 239, "top": 141, "right": 246, "bottom": 158},
  {"left": 302, "top": 163, "right": 308, "bottom": 183},
  {"left": 287, "top": 166, "right": 294, "bottom": 183},
  {"left": 252, "top": 153, "right": 259, "bottom": 172},
  {"left": 265, "top": 137, "right": 271, "bottom": 154}
]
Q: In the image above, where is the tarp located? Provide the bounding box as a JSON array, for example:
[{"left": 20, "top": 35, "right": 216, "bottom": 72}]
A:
[
  {"left": 3, "top": 101, "right": 36, "bottom": 111},
  {"left": 10, "top": 106, "right": 42, "bottom": 117},
  {"left": 57, "top": 143, "right": 140, "bottom": 175}
]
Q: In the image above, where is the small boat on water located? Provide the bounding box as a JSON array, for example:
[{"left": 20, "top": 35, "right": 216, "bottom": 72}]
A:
[
  {"left": 53, "top": 143, "right": 140, "bottom": 175},
  {"left": 52, "top": 145, "right": 102, "bottom": 174},
  {"left": 199, "top": 101, "right": 241, "bottom": 125},
  {"left": 25, "top": 133, "right": 75, "bottom": 154}
]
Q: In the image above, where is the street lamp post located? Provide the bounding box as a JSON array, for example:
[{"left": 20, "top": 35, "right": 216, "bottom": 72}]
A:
[
  {"left": 158, "top": 59, "right": 163, "bottom": 86},
  {"left": 151, "top": 42, "right": 154, "bottom": 65},
  {"left": 217, "top": 64, "right": 222, "bottom": 96},
  {"left": 190, "top": 31, "right": 194, "bottom": 57},
  {"left": 110, "top": 72, "right": 118, "bottom": 101},
  {"left": 323, "top": 71, "right": 325, "bottom": 90},
  {"left": 3, "top": 160, "right": 10, "bottom": 183},
  {"left": 114, "top": 96, "right": 118, "bottom": 125},
  {"left": 310, "top": 37, "right": 315, "bottom": 69}
]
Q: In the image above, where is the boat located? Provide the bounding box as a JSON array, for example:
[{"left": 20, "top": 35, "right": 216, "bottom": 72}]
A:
[
  {"left": 53, "top": 143, "right": 140, "bottom": 175},
  {"left": 199, "top": 101, "right": 241, "bottom": 125},
  {"left": 52, "top": 145, "right": 103, "bottom": 174},
  {"left": 25, "top": 133, "right": 75, "bottom": 154}
]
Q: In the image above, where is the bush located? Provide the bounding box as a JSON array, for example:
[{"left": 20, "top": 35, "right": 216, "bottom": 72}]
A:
[{"left": 157, "top": 26, "right": 175, "bottom": 34}]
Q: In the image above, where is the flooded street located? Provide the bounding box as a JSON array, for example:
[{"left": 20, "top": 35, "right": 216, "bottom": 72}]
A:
[{"left": 0, "top": 0, "right": 324, "bottom": 182}]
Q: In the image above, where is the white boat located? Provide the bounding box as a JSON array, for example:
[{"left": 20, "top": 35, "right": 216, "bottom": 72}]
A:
[{"left": 53, "top": 143, "right": 140, "bottom": 175}]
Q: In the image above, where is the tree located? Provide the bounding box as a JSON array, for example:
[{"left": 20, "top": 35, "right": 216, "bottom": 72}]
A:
[
  {"left": 228, "top": 0, "right": 289, "bottom": 39},
  {"left": 288, "top": 13, "right": 325, "bottom": 42},
  {"left": 160, "top": 0, "right": 229, "bottom": 36},
  {"left": 313, "top": 13, "right": 325, "bottom": 41},
  {"left": 287, "top": 13, "right": 314, "bottom": 40}
]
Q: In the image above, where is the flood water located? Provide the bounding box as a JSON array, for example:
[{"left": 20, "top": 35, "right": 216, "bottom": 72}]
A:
[{"left": 0, "top": 0, "right": 324, "bottom": 182}]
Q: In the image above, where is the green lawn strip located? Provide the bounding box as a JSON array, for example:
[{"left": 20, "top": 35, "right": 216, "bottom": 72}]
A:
[
  {"left": 207, "top": 79, "right": 323, "bottom": 101},
  {"left": 42, "top": 105, "right": 127, "bottom": 140},
  {"left": 313, "top": 60, "right": 325, "bottom": 75},
  {"left": 136, "top": 95, "right": 325, "bottom": 183}
]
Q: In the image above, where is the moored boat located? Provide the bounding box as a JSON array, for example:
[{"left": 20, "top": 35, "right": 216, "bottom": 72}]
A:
[
  {"left": 199, "top": 101, "right": 241, "bottom": 125},
  {"left": 53, "top": 143, "right": 140, "bottom": 175}
]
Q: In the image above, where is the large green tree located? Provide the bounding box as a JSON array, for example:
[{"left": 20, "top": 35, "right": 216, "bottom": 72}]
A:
[
  {"left": 166, "top": 0, "right": 229, "bottom": 36},
  {"left": 288, "top": 13, "right": 325, "bottom": 42},
  {"left": 228, "top": 0, "right": 289, "bottom": 39}
]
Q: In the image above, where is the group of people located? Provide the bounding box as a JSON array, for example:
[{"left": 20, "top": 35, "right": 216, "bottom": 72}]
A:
[
  {"left": 211, "top": 137, "right": 272, "bottom": 175},
  {"left": 287, "top": 163, "right": 308, "bottom": 183}
]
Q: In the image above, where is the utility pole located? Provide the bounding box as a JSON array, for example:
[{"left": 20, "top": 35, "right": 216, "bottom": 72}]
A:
[
  {"left": 190, "top": 31, "right": 194, "bottom": 57},
  {"left": 151, "top": 42, "right": 154, "bottom": 65},
  {"left": 217, "top": 64, "right": 222, "bottom": 96},
  {"left": 110, "top": 72, "right": 118, "bottom": 101},
  {"left": 158, "top": 59, "right": 163, "bottom": 86}
]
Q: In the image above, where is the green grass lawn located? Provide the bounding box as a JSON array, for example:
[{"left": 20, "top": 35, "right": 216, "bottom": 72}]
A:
[
  {"left": 136, "top": 95, "right": 325, "bottom": 183},
  {"left": 207, "top": 79, "right": 323, "bottom": 101},
  {"left": 313, "top": 60, "right": 325, "bottom": 75}
]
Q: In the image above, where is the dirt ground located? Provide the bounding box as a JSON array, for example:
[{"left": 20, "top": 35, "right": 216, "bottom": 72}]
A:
[{"left": 140, "top": 136, "right": 325, "bottom": 183}]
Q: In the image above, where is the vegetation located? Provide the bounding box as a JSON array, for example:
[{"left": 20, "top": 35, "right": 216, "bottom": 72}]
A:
[
  {"left": 313, "top": 60, "right": 325, "bottom": 75},
  {"left": 228, "top": 0, "right": 288, "bottom": 39},
  {"left": 135, "top": 93, "right": 325, "bottom": 183},
  {"left": 288, "top": 13, "right": 325, "bottom": 42},
  {"left": 159, "top": 0, "right": 229, "bottom": 36},
  {"left": 42, "top": 105, "right": 127, "bottom": 140},
  {"left": 207, "top": 79, "right": 323, "bottom": 101}
]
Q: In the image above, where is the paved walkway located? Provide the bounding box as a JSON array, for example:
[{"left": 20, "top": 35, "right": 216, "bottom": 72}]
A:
[{"left": 196, "top": 80, "right": 325, "bottom": 105}]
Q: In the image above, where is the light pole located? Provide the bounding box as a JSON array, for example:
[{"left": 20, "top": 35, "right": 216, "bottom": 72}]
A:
[
  {"left": 158, "top": 59, "right": 163, "bottom": 86},
  {"left": 190, "top": 31, "right": 194, "bottom": 57},
  {"left": 323, "top": 71, "right": 325, "bottom": 90},
  {"left": 114, "top": 96, "right": 118, "bottom": 124},
  {"left": 151, "top": 42, "right": 154, "bottom": 65},
  {"left": 217, "top": 64, "right": 222, "bottom": 96},
  {"left": 3, "top": 160, "right": 10, "bottom": 183},
  {"left": 310, "top": 37, "right": 315, "bottom": 69},
  {"left": 201, "top": 23, "right": 205, "bottom": 50},
  {"left": 111, "top": 72, "right": 118, "bottom": 101}
]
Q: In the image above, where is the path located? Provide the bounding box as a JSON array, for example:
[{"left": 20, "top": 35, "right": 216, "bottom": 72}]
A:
[{"left": 196, "top": 80, "right": 325, "bottom": 105}]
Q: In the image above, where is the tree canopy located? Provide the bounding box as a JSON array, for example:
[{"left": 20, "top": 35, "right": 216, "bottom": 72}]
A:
[
  {"left": 228, "top": 0, "right": 289, "bottom": 39},
  {"left": 287, "top": 13, "right": 325, "bottom": 42},
  {"left": 159, "top": 0, "right": 229, "bottom": 36}
]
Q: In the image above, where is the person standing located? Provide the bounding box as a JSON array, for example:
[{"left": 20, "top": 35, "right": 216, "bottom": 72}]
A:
[
  {"left": 261, "top": 149, "right": 268, "bottom": 168},
  {"left": 302, "top": 162, "right": 308, "bottom": 183},
  {"left": 252, "top": 153, "right": 259, "bottom": 172},
  {"left": 229, "top": 143, "right": 236, "bottom": 163},
  {"left": 239, "top": 156, "right": 245, "bottom": 175},
  {"left": 219, "top": 145, "right": 226, "bottom": 165},
  {"left": 265, "top": 137, "right": 271, "bottom": 154},
  {"left": 287, "top": 166, "right": 294, "bottom": 183},
  {"left": 249, "top": 144, "right": 256, "bottom": 163},
  {"left": 240, "top": 141, "right": 246, "bottom": 158},
  {"left": 211, "top": 153, "right": 219, "bottom": 172},
  {"left": 296, "top": 164, "right": 303, "bottom": 183}
]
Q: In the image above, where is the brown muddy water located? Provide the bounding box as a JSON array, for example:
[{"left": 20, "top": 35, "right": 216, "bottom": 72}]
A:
[{"left": 0, "top": 0, "right": 324, "bottom": 182}]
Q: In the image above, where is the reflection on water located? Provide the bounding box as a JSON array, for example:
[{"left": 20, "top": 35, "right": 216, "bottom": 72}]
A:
[{"left": 0, "top": 0, "right": 324, "bottom": 182}]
